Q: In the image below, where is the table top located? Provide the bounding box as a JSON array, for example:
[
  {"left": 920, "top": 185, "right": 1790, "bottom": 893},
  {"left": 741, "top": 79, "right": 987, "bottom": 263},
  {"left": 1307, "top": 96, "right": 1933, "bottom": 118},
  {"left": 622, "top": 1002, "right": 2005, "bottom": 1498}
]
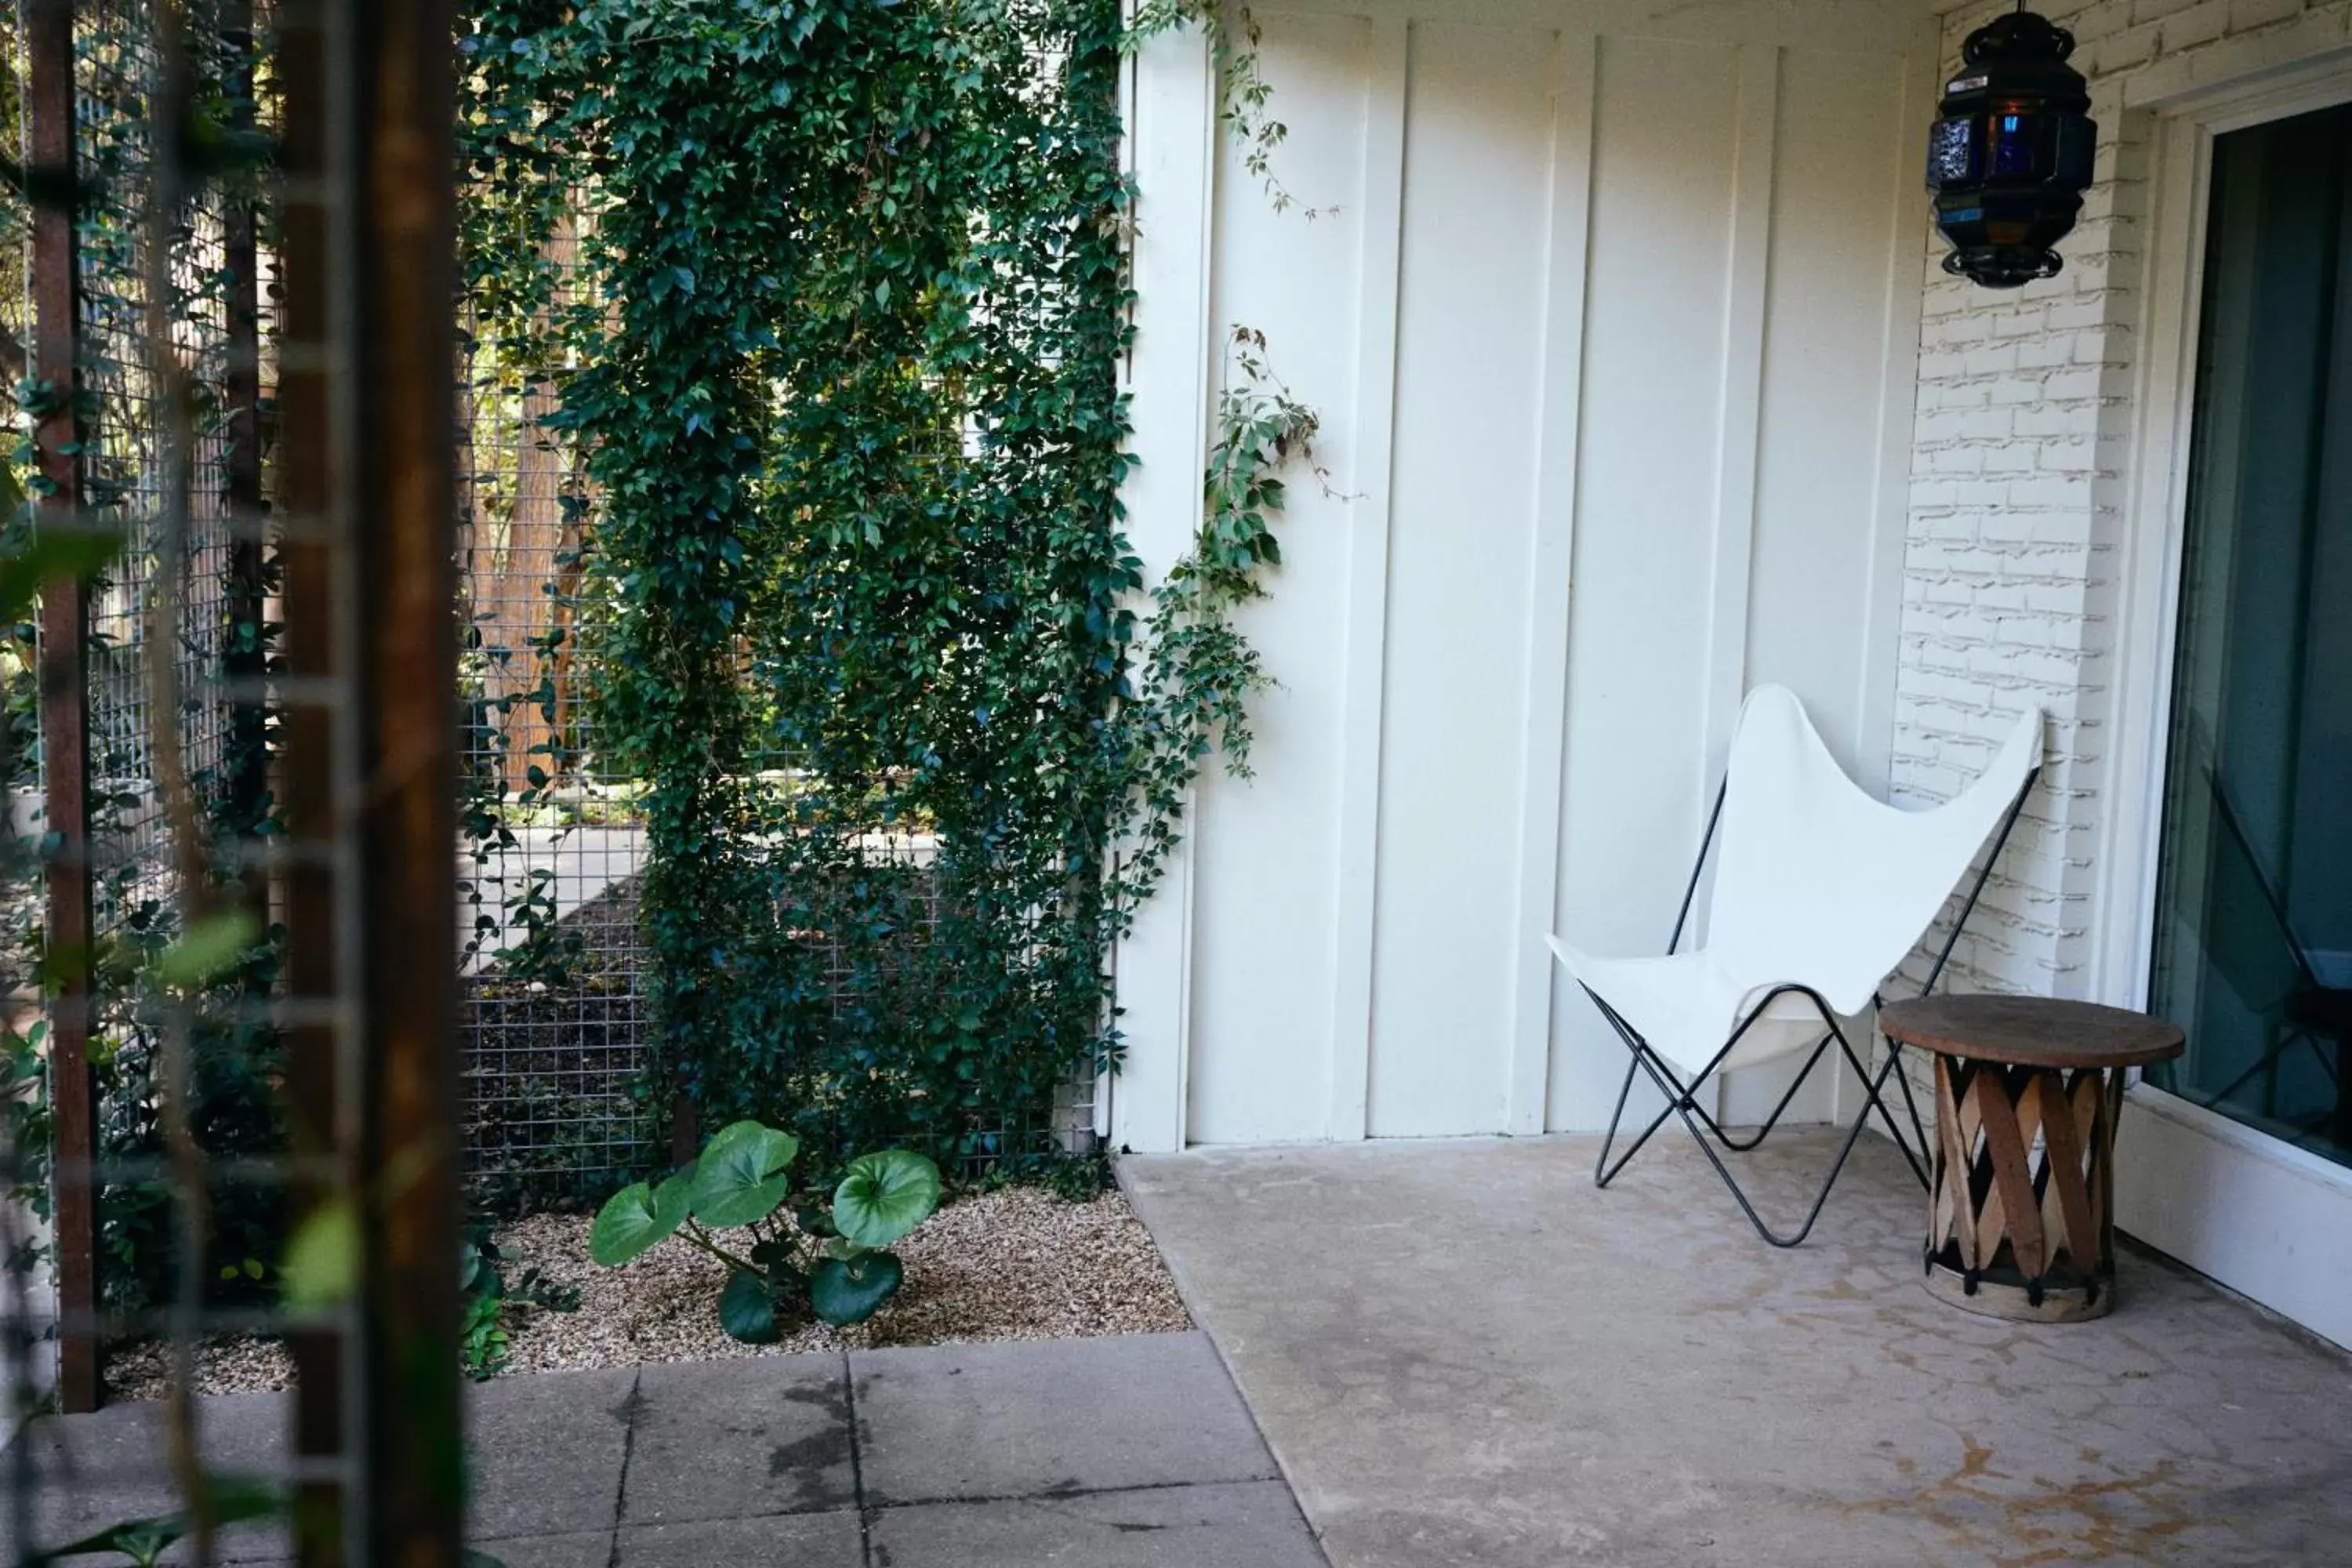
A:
[{"left": 1878, "top": 994, "right": 2186, "bottom": 1069}]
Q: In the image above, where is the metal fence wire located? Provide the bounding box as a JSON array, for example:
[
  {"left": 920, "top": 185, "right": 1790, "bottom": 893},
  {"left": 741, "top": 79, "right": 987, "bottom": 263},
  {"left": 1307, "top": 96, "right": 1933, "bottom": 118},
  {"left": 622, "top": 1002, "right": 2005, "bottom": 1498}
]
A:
[
  {"left": 453, "top": 207, "right": 659, "bottom": 1209},
  {"left": 448, "top": 196, "right": 1098, "bottom": 1207},
  {"left": 69, "top": 2, "right": 261, "bottom": 1275}
]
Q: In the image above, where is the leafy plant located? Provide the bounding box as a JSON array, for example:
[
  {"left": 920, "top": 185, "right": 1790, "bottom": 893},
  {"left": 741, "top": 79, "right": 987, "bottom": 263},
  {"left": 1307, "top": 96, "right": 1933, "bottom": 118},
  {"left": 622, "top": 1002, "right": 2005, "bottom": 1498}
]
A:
[
  {"left": 1128, "top": 2, "right": 1323, "bottom": 216},
  {"left": 590, "top": 1120, "right": 940, "bottom": 1339},
  {"left": 460, "top": 1222, "right": 581, "bottom": 1379}
]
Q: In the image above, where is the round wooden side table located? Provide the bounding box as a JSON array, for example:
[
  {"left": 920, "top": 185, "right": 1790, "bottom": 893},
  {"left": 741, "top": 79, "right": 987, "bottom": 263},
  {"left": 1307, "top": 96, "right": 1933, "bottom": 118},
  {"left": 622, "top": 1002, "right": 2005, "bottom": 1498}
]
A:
[{"left": 1878, "top": 995, "right": 2184, "bottom": 1323}]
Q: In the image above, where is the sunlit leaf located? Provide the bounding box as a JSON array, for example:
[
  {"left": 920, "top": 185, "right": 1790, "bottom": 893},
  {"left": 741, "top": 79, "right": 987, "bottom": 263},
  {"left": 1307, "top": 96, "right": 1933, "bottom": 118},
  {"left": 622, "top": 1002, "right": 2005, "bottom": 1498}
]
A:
[
  {"left": 154, "top": 910, "right": 262, "bottom": 989},
  {"left": 0, "top": 528, "right": 123, "bottom": 625},
  {"left": 281, "top": 1200, "right": 359, "bottom": 1312}
]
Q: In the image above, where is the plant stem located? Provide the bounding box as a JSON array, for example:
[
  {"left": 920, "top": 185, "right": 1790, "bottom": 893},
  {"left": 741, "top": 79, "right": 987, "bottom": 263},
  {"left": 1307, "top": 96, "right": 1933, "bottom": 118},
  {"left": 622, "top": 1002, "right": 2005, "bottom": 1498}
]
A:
[{"left": 677, "top": 1219, "right": 760, "bottom": 1276}]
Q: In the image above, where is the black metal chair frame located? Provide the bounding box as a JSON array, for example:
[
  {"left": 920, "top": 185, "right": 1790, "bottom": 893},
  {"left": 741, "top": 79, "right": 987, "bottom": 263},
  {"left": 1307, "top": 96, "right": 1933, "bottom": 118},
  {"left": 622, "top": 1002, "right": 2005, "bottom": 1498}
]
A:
[
  {"left": 2191, "top": 764, "right": 2347, "bottom": 1125},
  {"left": 1587, "top": 764, "right": 2042, "bottom": 1248}
]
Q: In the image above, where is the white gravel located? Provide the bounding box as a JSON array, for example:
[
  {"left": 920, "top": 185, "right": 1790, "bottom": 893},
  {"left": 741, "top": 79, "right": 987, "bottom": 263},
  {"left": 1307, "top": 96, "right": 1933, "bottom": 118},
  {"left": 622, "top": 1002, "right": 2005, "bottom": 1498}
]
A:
[{"left": 105, "top": 1186, "right": 1189, "bottom": 1399}]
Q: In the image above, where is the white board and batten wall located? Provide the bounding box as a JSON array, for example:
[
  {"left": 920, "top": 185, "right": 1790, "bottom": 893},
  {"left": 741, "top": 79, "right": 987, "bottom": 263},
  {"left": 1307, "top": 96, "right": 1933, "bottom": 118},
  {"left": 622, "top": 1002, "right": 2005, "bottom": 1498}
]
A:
[{"left": 1114, "top": 0, "right": 1942, "bottom": 1151}]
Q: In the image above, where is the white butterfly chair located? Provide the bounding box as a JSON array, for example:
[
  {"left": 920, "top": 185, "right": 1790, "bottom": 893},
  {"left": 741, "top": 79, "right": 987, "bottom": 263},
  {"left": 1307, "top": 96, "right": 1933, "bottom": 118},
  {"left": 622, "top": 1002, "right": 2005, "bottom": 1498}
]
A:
[{"left": 1546, "top": 686, "right": 2042, "bottom": 1247}]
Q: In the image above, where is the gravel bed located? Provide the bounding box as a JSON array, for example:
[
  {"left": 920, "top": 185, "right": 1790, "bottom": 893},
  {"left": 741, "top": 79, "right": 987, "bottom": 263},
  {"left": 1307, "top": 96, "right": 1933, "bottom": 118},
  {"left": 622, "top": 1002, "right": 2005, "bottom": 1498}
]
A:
[
  {"left": 105, "top": 1186, "right": 1189, "bottom": 1399},
  {"left": 107, "top": 1334, "right": 293, "bottom": 1402}
]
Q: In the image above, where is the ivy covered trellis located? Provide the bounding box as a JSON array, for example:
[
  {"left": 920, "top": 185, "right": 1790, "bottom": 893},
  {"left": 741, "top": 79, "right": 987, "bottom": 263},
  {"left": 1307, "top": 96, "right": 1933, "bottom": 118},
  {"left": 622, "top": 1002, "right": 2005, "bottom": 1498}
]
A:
[
  {"left": 7, "top": 0, "right": 1313, "bottom": 1324},
  {"left": 457, "top": 0, "right": 1314, "bottom": 1181}
]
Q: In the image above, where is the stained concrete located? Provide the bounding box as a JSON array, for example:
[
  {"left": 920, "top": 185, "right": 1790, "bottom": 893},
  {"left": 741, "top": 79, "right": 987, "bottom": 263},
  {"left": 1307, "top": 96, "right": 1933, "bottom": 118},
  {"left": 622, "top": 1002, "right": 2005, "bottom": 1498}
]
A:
[
  {"left": 853, "top": 1333, "right": 1279, "bottom": 1504},
  {"left": 621, "top": 1355, "right": 855, "bottom": 1523},
  {"left": 868, "top": 1480, "right": 1333, "bottom": 1566},
  {"left": 2, "top": 1330, "right": 1323, "bottom": 1567},
  {"left": 1122, "top": 1130, "right": 2352, "bottom": 1568}
]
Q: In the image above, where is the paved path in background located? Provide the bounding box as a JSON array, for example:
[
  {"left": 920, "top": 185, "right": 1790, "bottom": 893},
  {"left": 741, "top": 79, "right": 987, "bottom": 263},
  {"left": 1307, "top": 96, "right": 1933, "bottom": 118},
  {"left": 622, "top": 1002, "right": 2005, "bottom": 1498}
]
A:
[
  {"left": 1123, "top": 1131, "right": 2352, "bottom": 1568},
  {"left": 5, "top": 1332, "right": 1328, "bottom": 1566}
]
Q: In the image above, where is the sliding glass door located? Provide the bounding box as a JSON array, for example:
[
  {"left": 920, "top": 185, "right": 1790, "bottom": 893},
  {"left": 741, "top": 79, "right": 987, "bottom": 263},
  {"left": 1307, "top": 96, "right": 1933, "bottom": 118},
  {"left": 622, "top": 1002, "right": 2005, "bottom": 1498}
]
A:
[{"left": 2147, "top": 100, "right": 2352, "bottom": 1167}]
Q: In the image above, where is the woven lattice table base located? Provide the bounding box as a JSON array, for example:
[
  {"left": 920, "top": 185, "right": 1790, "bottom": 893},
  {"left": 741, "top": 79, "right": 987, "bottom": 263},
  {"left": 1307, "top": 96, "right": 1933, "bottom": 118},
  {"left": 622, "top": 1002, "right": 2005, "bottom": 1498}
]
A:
[{"left": 1924, "top": 1056, "right": 2125, "bottom": 1322}]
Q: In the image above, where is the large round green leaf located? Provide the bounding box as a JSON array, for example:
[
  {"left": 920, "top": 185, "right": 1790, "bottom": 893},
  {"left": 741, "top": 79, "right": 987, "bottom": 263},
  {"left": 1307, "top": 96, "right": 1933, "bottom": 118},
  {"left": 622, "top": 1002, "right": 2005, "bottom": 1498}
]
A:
[
  {"left": 833, "top": 1150, "right": 942, "bottom": 1249},
  {"left": 717, "top": 1269, "right": 781, "bottom": 1345},
  {"left": 590, "top": 1177, "right": 689, "bottom": 1267},
  {"left": 689, "top": 1121, "right": 800, "bottom": 1229},
  {"left": 809, "top": 1250, "right": 905, "bottom": 1327}
]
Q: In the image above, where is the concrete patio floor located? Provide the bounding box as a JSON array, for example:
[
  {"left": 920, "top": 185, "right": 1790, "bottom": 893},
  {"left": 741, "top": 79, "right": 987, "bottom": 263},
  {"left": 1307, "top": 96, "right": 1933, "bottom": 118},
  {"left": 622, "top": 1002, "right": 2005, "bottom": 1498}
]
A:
[
  {"left": 1122, "top": 1130, "right": 2352, "bottom": 1568},
  {"left": 3, "top": 1332, "right": 1325, "bottom": 1566}
]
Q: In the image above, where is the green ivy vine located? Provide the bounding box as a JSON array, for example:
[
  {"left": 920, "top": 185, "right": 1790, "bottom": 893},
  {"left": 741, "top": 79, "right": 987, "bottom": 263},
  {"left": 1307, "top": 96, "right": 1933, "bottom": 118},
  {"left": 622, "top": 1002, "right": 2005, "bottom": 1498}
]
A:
[{"left": 458, "top": 0, "right": 1320, "bottom": 1181}]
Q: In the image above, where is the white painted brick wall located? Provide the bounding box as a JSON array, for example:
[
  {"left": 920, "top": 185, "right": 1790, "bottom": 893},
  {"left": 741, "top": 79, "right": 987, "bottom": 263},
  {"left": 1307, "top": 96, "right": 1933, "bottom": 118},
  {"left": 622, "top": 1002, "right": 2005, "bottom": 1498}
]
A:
[{"left": 1887, "top": 0, "right": 2352, "bottom": 1100}]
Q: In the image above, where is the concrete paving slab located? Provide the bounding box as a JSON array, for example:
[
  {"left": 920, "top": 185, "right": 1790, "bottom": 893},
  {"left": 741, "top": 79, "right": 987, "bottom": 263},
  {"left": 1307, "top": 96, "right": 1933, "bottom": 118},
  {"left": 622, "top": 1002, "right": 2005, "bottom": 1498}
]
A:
[
  {"left": 9, "top": 1321, "right": 1321, "bottom": 1563},
  {"left": 466, "top": 1363, "right": 636, "bottom": 1542},
  {"left": 869, "top": 1480, "right": 1327, "bottom": 1567},
  {"left": 619, "top": 1354, "right": 855, "bottom": 1525},
  {"left": 1123, "top": 1131, "right": 2352, "bottom": 1568},
  {"left": 464, "top": 1531, "right": 615, "bottom": 1568},
  {"left": 850, "top": 1332, "right": 1278, "bottom": 1506},
  {"left": 614, "top": 1510, "right": 865, "bottom": 1566},
  {"left": 0, "top": 1389, "right": 290, "bottom": 1563}
]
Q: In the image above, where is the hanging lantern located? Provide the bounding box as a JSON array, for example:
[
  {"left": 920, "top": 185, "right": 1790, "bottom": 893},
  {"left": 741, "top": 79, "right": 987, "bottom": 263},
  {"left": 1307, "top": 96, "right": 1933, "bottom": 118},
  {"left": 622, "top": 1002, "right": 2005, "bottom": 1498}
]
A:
[{"left": 1926, "top": 7, "right": 2097, "bottom": 289}]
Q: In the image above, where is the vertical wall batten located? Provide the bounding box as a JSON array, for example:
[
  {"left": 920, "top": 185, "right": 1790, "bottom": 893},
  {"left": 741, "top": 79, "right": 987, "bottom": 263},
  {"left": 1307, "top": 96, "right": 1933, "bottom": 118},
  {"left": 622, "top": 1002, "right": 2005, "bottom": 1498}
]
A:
[
  {"left": 1325, "top": 16, "right": 1407, "bottom": 1142},
  {"left": 1857, "top": 35, "right": 1941, "bottom": 811},
  {"left": 1504, "top": 31, "right": 1597, "bottom": 1136},
  {"left": 1702, "top": 45, "right": 1780, "bottom": 799},
  {"left": 1112, "top": 21, "right": 1219, "bottom": 1152},
  {"left": 1698, "top": 44, "right": 1781, "bottom": 1123},
  {"left": 1370, "top": 20, "right": 1560, "bottom": 1136}
]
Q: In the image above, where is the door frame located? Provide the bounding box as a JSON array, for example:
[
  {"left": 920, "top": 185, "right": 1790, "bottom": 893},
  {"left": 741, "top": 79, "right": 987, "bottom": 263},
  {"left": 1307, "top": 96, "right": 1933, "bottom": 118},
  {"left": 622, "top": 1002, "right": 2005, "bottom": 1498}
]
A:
[{"left": 2094, "top": 55, "right": 2352, "bottom": 1350}]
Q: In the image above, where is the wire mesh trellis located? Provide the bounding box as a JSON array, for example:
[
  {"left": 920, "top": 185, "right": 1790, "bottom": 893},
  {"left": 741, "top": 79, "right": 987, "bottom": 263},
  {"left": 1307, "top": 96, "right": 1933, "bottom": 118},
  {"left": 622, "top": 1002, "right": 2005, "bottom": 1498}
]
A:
[
  {"left": 446, "top": 193, "right": 1101, "bottom": 1205},
  {"left": 65, "top": 0, "right": 280, "bottom": 1329},
  {"left": 2, "top": 0, "right": 274, "bottom": 1421},
  {"left": 452, "top": 203, "right": 661, "bottom": 1209}
]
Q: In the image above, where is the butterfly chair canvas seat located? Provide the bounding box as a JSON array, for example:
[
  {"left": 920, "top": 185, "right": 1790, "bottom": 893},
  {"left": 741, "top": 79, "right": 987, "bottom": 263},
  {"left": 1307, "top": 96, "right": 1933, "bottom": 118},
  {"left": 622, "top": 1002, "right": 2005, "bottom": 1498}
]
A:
[{"left": 1547, "top": 685, "right": 2042, "bottom": 1246}]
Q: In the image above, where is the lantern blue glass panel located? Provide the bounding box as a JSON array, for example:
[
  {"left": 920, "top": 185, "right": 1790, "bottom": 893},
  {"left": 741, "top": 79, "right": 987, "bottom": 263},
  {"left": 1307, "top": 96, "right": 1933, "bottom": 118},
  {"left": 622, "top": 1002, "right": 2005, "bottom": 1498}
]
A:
[{"left": 1926, "top": 10, "right": 2097, "bottom": 288}]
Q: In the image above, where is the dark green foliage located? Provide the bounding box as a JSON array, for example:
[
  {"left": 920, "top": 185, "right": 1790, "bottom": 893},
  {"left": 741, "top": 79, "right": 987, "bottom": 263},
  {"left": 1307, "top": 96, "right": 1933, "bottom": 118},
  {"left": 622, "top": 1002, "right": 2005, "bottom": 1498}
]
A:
[
  {"left": 458, "top": 0, "right": 1316, "bottom": 1180},
  {"left": 592, "top": 1120, "right": 940, "bottom": 1334}
]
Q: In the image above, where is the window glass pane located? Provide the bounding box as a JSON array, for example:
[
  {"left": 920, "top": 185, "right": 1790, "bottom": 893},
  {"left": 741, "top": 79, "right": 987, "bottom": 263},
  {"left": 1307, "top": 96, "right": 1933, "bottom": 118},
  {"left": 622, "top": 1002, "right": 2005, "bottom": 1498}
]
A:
[{"left": 2147, "top": 102, "right": 2352, "bottom": 1168}]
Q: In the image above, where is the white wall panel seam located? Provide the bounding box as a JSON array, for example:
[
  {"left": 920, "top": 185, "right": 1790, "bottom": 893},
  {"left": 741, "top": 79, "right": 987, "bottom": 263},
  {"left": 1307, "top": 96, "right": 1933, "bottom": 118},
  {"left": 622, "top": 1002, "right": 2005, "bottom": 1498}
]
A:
[
  {"left": 1327, "top": 15, "right": 1410, "bottom": 1143},
  {"left": 1110, "top": 20, "right": 1218, "bottom": 1152},
  {"left": 1506, "top": 29, "right": 1598, "bottom": 1136},
  {"left": 1702, "top": 43, "right": 1778, "bottom": 808}
]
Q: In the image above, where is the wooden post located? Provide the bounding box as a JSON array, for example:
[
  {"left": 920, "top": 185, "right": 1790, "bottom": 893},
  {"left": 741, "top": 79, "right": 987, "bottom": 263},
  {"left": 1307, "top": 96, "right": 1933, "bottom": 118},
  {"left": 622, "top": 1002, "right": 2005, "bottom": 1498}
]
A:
[
  {"left": 354, "top": 0, "right": 465, "bottom": 1560},
  {"left": 27, "top": 0, "right": 103, "bottom": 1417},
  {"left": 274, "top": 2, "right": 347, "bottom": 1558},
  {"left": 281, "top": 2, "right": 464, "bottom": 1560}
]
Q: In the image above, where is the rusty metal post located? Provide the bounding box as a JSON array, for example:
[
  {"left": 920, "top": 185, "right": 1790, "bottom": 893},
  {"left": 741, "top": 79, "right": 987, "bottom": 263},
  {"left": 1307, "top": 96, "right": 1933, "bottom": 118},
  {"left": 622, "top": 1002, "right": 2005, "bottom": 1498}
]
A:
[
  {"left": 353, "top": 0, "right": 464, "bottom": 1560},
  {"left": 26, "top": 0, "right": 103, "bottom": 1417},
  {"left": 282, "top": 0, "right": 465, "bottom": 1557},
  {"left": 274, "top": 1, "right": 350, "bottom": 1559}
]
